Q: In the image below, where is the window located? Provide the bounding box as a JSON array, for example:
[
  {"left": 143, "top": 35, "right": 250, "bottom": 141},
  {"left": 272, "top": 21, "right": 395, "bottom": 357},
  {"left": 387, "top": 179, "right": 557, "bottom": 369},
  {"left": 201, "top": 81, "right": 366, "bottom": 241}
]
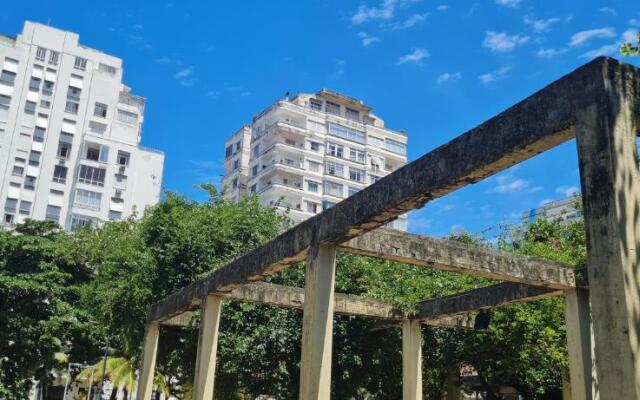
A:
[
  {"left": 89, "top": 121, "right": 107, "bottom": 135},
  {"left": 98, "top": 63, "right": 117, "bottom": 75},
  {"left": 29, "top": 77, "right": 41, "bottom": 91},
  {"left": 225, "top": 145, "right": 233, "bottom": 158},
  {"left": 307, "top": 181, "right": 319, "bottom": 193},
  {"left": 324, "top": 181, "right": 343, "bottom": 197},
  {"left": 252, "top": 144, "right": 260, "bottom": 157},
  {"left": 65, "top": 101, "right": 79, "bottom": 114},
  {"left": 19, "top": 200, "right": 31, "bottom": 215},
  {"left": 28, "top": 151, "right": 41, "bottom": 167},
  {"left": 46, "top": 205, "right": 61, "bottom": 222},
  {"left": 310, "top": 99, "right": 322, "bottom": 111},
  {"left": 78, "top": 165, "right": 106, "bottom": 186},
  {"left": 117, "top": 151, "right": 130, "bottom": 166},
  {"left": 117, "top": 109, "right": 138, "bottom": 124},
  {"left": 370, "top": 160, "right": 382, "bottom": 172},
  {"left": 306, "top": 201, "right": 319, "bottom": 214},
  {"left": 349, "top": 167, "right": 365, "bottom": 183},
  {"left": 370, "top": 174, "right": 381, "bottom": 184},
  {"left": 309, "top": 141, "right": 321, "bottom": 152},
  {"left": 0, "top": 95, "right": 9, "bottom": 122},
  {"left": 4, "top": 198, "right": 17, "bottom": 214},
  {"left": 67, "top": 86, "right": 81, "bottom": 100},
  {"left": 328, "top": 123, "right": 366, "bottom": 144},
  {"left": 322, "top": 200, "right": 336, "bottom": 210},
  {"left": 12, "top": 160, "right": 24, "bottom": 177},
  {"left": 233, "top": 160, "right": 239, "bottom": 170},
  {"left": 235, "top": 141, "right": 242, "bottom": 151},
  {"left": 36, "top": 47, "right": 47, "bottom": 61},
  {"left": 326, "top": 142, "right": 344, "bottom": 158},
  {"left": 49, "top": 50, "right": 59, "bottom": 65},
  {"left": 252, "top": 165, "right": 258, "bottom": 177},
  {"left": 4, "top": 214, "right": 14, "bottom": 224},
  {"left": 308, "top": 161, "right": 321, "bottom": 173},
  {"left": 108, "top": 211, "right": 122, "bottom": 221},
  {"left": 24, "top": 176, "right": 36, "bottom": 190},
  {"left": 285, "top": 138, "right": 296, "bottom": 146},
  {"left": 39, "top": 99, "right": 51, "bottom": 109},
  {"left": 84, "top": 142, "right": 109, "bottom": 162},
  {"left": 348, "top": 186, "right": 359, "bottom": 196},
  {"left": 349, "top": 148, "right": 365, "bottom": 163},
  {"left": 325, "top": 161, "right": 344, "bottom": 177},
  {"left": 368, "top": 136, "right": 384, "bottom": 148},
  {"left": 74, "top": 189, "right": 102, "bottom": 210},
  {"left": 57, "top": 139, "right": 72, "bottom": 159},
  {"left": 346, "top": 107, "right": 360, "bottom": 121},
  {"left": 325, "top": 101, "right": 340, "bottom": 115},
  {"left": 53, "top": 165, "right": 67, "bottom": 183},
  {"left": 42, "top": 80, "right": 54, "bottom": 96},
  {"left": 74, "top": 56, "right": 87, "bottom": 71},
  {"left": 385, "top": 138, "right": 407, "bottom": 155},
  {"left": 71, "top": 214, "right": 94, "bottom": 229},
  {"left": 0, "top": 70, "right": 16, "bottom": 85},
  {"left": 24, "top": 101, "right": 37, "bottom": 114},
  {"left": 33, "top": 128, "right": 45, "bottom": 143},
  {"left": 94, "top": 102, "right": 108, "bottom": 118},
  {"left": 250, "top": 184, "right": 257, "bottom": 194}
]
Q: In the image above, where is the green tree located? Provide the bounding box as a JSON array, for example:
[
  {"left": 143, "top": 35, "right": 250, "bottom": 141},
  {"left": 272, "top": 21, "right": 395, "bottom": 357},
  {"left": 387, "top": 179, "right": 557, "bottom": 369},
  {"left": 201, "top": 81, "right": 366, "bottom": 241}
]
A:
[{"left": 621, "top": 32, "right": 640, "bottom": 56}]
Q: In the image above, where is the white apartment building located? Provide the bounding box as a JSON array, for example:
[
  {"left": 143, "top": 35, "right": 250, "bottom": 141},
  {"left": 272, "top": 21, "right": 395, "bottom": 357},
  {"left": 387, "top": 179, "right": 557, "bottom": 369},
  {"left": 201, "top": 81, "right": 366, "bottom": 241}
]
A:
[
  {"left": 222, "top": 89, "right": 408, "bottom": 230},
  {"left": 0, "top": 22, "right": 164, "bottom": 230}
]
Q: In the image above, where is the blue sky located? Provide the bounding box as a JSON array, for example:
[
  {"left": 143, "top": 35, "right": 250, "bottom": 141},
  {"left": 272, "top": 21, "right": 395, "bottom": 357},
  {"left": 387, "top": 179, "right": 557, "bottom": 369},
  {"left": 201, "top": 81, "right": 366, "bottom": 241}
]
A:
[{"left": 3, "top": 0, "right": 639, "bottom": 238}]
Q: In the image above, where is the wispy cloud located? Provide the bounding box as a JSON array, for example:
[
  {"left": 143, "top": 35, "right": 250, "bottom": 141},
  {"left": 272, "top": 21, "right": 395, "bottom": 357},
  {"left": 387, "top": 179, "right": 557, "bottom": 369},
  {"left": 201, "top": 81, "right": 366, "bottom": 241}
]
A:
[
  {"left": 436, "top": 72, "right": 462, "bottom": 84},
  {"left": 357, "top": 32, "right": 381, "bottom": 47},
  {"left": 397, "top": 48, "right": 429, "bottom": 65},
  {"left": 391, "top": 13, "right": 429, "bottom": 30},
  {"left": 537, "top": 47, "right": 568, "bottom": 58},
  {"left": 352, "top": 0, "right": 398, "bottom": 25},
  {"left": 569, "top": 27, "right": 616, "bottom": 47},
  {"left": 630, "top": 19, "right": 640, "bottom": 27},
  {"left": 436, "top": 5, "right": 449, "bottom": 11},
  {"left": 488, "top": 175, "right": 542, "bottom": 193},
  {"left": 483, "top": 31, "right": 530, "bottom": 52},
  {"left": 599, "top": 7, "right": 616, "bottom": 16},
  {"left": 524, "top": 16, "right": 560, "bottom": 33},
  {"left": 478, "top": 66, "right": 511, "bottom": 84},
  {"left": 580, "top": 29, "right": 637, "bottom": 58},
  {"left": 173, "top": 66, "right": 197, "bottom": 87},
  {"left": 495, "top": 0, "right": 521, "bottom": 8},
  {"left": 556, "top": 185, "right": 579, "bottom": 197}
]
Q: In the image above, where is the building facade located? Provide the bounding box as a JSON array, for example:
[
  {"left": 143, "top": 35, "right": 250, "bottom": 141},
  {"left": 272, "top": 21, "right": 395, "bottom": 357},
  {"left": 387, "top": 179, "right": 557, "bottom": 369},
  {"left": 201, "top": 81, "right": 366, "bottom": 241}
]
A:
[
  {"left": 222, "top": 89, "right": 408, "bottom": 229},
  {"left": 521, "top": 196, "right": 582, "bottom": 224},
  {"left": 0, "top": 22, "right": 164, "bottom": 230}
]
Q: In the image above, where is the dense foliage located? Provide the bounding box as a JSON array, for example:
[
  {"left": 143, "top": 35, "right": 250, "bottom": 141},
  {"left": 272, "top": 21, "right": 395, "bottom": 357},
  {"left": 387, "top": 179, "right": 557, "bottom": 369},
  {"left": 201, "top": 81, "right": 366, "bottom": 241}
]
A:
[{"left": 0, "top": 188, "right": 586, "bottom": 399}]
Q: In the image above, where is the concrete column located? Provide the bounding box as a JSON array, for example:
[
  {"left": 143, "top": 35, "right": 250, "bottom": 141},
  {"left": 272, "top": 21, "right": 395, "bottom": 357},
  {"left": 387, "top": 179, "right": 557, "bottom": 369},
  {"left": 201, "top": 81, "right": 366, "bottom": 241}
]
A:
[
  {"left": 575, "top": 73, "right": 640, "bottom": 398},
  {"left": 299, "top": 244, "right": 337, "bottom": 400},
  {"left": 563, "top": 289, "right": 592, "bottom": 400},
  {"left": 193, "top": 295, "right": 223, "bottom": 400},
  {"left": 402, "top": 320, "right": 422, "bottom": 400},
  {"left": 135, "top": 322, "right": 160, "bottom": 400}
]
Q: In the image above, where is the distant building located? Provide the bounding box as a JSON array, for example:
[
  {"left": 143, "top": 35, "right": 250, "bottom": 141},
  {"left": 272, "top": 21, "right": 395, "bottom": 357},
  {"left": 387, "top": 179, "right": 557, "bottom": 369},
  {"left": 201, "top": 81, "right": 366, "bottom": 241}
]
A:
[
  {"left": 521, "top": 196, "right": 582, "bottom": 224},
  {"left": 0, "top": 21, "right": 164, "bottom": 230},
  {"left": 222, "top": 89, "right": 408, "bottom": 229}
]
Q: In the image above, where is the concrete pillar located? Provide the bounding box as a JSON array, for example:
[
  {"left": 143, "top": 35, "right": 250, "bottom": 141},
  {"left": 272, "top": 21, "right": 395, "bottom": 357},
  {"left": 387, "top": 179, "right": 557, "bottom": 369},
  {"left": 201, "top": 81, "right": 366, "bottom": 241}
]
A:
[
  {"left": 299, "top": 244, "right": 337, "bottom": 400},
  {"left": 575, "top": 73, "right": 640, "bottom": 398},
  {"left": 135, "top": 322, "right": 160, "bottom": 400},
  {"left": 193, "top": 295, "right": 223, "bottom": 400},
  {"left": 563, "top": 289, "right": 592, "bottom": 400},
  {"left": 402, "top": 320, "right": 422, "bottom": 400}
]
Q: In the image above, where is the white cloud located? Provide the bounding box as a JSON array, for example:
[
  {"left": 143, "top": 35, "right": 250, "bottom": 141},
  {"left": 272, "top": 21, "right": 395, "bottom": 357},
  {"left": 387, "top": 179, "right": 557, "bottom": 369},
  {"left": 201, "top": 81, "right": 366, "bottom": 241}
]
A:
[
  {"left": 357, "top": 32, "right": 381, "bottom": 47},
  {"left": 537, "top": 47, "right": 568, "bottom": 58},
  {"left": 478, "top": 66, "right": 511, "bottom": 84},
  {"left": 392, "top": 13, "right": 429, "bottom": 30},
  {"left": 487, "top": 174, "right": 541, "bottom": 193},
  {"left": 524, "top": 16, "right": 560, "bottom": 33},
  {"left": 630, "top": 19, "right": 640, "bottom": 27},
  {"left": 599, "top": 7, "right": 616, "bottom": 16},
  {"left": 173, "top": 66, "right": 197, "bottom": 87},
  {"left": 495, "top": 0, "right": 521, "bottom": 8},
  {"left": 436, "top": 72, "right": 462, "bottom": 84},
  {"left": 397, "top": 48, "right": 429, "bottom": 65},
  {"left": 436, "top": 5, "right": 448, "bottom": 11},
  {"left": 352, "top": 0, "right": 398, "bottom": 24},
  {"left": 569, "top": 27, "right": 616, "bottom": 47},
  {"left": 483, "top": 31, "right": 530, "bottom": 52},
  {"left": 622, "top": 28, "right": 639, "bottom": 43},
  {"left": 556, "top": 185, "right": 579, "bottom": 197},
  {"left": 580, "top": 29, "right": 638, "bottom": 58}
]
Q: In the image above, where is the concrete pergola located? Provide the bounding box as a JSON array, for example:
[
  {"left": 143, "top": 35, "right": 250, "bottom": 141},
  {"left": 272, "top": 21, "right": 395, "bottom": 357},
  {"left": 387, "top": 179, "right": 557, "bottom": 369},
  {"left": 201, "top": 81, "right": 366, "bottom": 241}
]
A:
[{"left": 135, "top": 57, "right": 640, "bottom": 400}]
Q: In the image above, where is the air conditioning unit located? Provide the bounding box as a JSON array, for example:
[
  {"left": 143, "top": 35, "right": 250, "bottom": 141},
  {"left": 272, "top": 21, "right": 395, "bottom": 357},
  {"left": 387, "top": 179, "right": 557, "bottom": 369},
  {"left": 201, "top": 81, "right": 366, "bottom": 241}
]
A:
[{"left": 119, "top": 165, "right": 126, "bottom": 173}]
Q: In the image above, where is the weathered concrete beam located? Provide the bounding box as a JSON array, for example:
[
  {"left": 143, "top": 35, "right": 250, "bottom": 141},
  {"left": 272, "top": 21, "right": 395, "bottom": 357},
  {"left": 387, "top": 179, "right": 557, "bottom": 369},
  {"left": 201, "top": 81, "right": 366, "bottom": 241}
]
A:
[
  {"left": 147, "top": 57, "right": 635, "bottom": 324},
  {"left": 412, "top": 283, "right": 560, "bottom": 322},
  {"left": 341, "top": 228, "right": 585, "bottom": 290},
  {"left": 160, "top": 282, "right": 404, "bottom": 325}
]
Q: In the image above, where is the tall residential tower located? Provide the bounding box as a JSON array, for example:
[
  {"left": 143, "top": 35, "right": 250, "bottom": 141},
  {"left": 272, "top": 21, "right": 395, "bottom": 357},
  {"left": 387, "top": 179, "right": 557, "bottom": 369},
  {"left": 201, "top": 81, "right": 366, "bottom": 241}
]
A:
[
  {"left": 222, "top": 89, "right": 408, "bottom": 230},
  {"left": 0, "top": 22, "right": 164, "bottom": 230}
]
